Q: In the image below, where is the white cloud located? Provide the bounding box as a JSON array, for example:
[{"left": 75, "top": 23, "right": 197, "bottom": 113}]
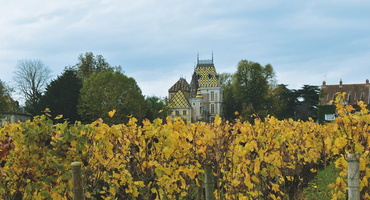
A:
[{"left": 1, "top": 0, "right": 370, "bottom": 101}]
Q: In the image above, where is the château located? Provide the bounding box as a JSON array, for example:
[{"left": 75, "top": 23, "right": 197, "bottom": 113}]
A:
[{"left": 168, "top": 55, "right": 222, "bottom": 123}]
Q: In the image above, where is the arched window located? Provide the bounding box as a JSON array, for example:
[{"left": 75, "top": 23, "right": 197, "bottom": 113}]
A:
[{"left": 211, "top": 104, "right": 215, "bottom": 114}]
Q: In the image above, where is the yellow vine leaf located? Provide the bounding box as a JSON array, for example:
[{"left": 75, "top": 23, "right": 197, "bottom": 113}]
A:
[
  {"left": 134, "top": 181, "right": 145, "bottom": 187},
  {"left": 336, "top": 177, "right": 346, "bottom": 190},
  {"left": 360, "top": 157, "right": 366, "bottom": 171},
  {"left": 54, "top": 114, "right": 63, "bottom": 120},
  {"left": 162, "top": 147, "right": 172, "bottom": 159},
  {"left": 251, "top": 175, "right": 260, "bottom": 183},
  {"left": 254, "top": 160, "right": 261, "bottom": 174},
  {"left": 271, "top": 183, "right": 279, "bottom": 192},
  {"left": 310, "top": 168, "right": 317, "bottom": 173},
  {"left": 334, "top": 137, "right": 347, "bottom": 150},
  {"left": 231, "top": 179, "right": 240, "bottom": 186},
  {"left": 244, "top": 173, "right": 253, "bottom": 189},
  {"left": 108, "top": 109, "right": 116, "bottom": 118},
  {"left": 196, "top": 146, "right": 207, "bottom": 154},
  {"left": 286, "top": 176, "right": 294, "bottom": 181},
  {"left": 214, "top": 114, "right": 221, "bottom": 125}
]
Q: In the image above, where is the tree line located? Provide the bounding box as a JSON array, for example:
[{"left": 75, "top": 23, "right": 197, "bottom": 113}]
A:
[
  {"left": 222, "top": 60, "right": 320, "bottom": 122},
  {"left": 1, "top": 52, "right": 167, "bottom": 124},
  {"left": 0, "top": 53, "right": 320, "bottom": 124}
]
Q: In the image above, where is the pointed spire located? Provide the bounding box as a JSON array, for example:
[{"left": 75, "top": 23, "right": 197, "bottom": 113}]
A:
[
  {"left": 197, "top": 51, "right": 199, "bottom": 64},
  {"left": 212, "top": 51, "right": 214, "bottom": 63},
  {"left": 190, "top": 71, "right": 199, "bottom": 98}
]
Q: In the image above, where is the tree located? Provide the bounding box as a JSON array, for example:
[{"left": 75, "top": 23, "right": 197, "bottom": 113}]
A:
[
  {"left": 73, "top": 52, "right": 122, "bottom": 80},
  {"left": 144, "top": 96, "right": 168, "bottom": 122},
  {"left": 42, "top": 69, "right": 83, "bottom": 122},
  {"left": 13, "top": 59, "right": 51, "bottom": 116},
  {"left": 270, "top": 84, "right": 300, "bottom": 120},
  {"left": 219, "top": 73, "right": 239, "bottom": 121},
  {"left": 295, "top": 85, "right": 320, "bottom": 121},
  {"left": 232, "top": 60, "right": 276, "bottom": 121},
  {"left": 78, "top": 71, "right": 146, "bottom": 124},
  {"left": 0, "top": 80, "right": 17, "bottom": 115}
]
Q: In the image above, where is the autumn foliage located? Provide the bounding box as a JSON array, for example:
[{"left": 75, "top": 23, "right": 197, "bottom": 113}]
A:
[{"left": 0, "top": 93, "right": 369, "bottom": 199}]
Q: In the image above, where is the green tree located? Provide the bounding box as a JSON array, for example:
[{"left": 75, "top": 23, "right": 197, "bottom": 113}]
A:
[
  {"left": 295, "top": 85, "right": 320, "bottom": 121},
  {"left": 220, "top": 73, "right": 239, "bottom": 121},
  {"left": 78, "top": 71, "right": 146, "bottom": 124},
  {"left": 13, "top": 59, "right": 51, "bottom": 116},
  {"left": 270, "top": 84, "right": 300, "bottom": 120},
  {"left": 233, "top": 60, "right": 276, "bottom": 121},
  {"left": 73, "top": 52, "right": 121, "bottom": 80},
  {"left": 42, "top": 69, "right": 83, "bottom": 122},
  {"left": 144, "top": 96, "right": 168, "bottom": 121},
  {"left": 0, "top": 80, "right": 17, "bottom": 115}
]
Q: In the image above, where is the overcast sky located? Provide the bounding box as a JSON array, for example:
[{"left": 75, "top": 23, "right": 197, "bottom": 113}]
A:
[{"left": 1, "top": 0, "right": 370, "bottom": 102}]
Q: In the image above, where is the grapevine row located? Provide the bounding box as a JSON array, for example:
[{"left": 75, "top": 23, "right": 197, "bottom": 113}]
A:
[{"left": 0, "top": 93, "right": 369, "bottom": 199}]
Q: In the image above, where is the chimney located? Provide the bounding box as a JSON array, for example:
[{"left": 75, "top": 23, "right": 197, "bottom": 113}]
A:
[
  {"left": 339, "top": 79, "right": 343, "bottom": 88},
  {"left": 366, "top": 79, "right": 369, "bottom": 85}
]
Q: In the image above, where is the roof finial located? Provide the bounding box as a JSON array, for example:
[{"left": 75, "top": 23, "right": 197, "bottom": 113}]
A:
[
  {"left": 212, "top": 50, "right": 213, "bottom": 63},
  {"left": 197, "top": 51, "right": 199, "bottom": 64}
]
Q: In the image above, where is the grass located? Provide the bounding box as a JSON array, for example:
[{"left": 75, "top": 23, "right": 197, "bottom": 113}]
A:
[{"left": 296, "top": 164, "right": 341, "bottom": 200}]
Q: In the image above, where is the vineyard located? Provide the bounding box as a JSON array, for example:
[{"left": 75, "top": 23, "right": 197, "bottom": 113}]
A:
[{"left": 0, "top": 93, "right": 369, "bottom": 200}]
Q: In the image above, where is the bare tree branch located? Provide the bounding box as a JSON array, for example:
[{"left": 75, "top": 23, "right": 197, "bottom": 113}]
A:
[{"left": 13, "top": 59, "right": 51, "bottom": 104}]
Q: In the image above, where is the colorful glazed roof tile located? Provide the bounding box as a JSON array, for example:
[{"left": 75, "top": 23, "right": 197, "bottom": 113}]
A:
[
  {"left": 169, "top": 90, "right": 191, "bottom": 108},
  {"left": 194, "top": 60, "right": 220, "bottom": 87},
  {"left": 169, "top": 78, "right": 190, "bottom": 93}
]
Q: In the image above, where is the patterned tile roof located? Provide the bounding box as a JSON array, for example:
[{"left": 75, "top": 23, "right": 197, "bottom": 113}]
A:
[
  {"left": 195, "top": 65, "right": 220, "bottom": 87},
  {"left": 169, "top": 78, "right": 190, "bottom": 92},
  {"left": 168, "top": 90, "right": 191, "bottom": 108}
]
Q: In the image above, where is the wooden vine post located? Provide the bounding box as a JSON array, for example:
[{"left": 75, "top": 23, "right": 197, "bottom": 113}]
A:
[
  {"left": 347, "top": 154, "right": 360, "bottom": 200},
  {"left": 71, "top": 162, "right": 85, "bottom": 200},
  {"left": 204, "top": 162, "right": 215, "bottom": 200}
]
